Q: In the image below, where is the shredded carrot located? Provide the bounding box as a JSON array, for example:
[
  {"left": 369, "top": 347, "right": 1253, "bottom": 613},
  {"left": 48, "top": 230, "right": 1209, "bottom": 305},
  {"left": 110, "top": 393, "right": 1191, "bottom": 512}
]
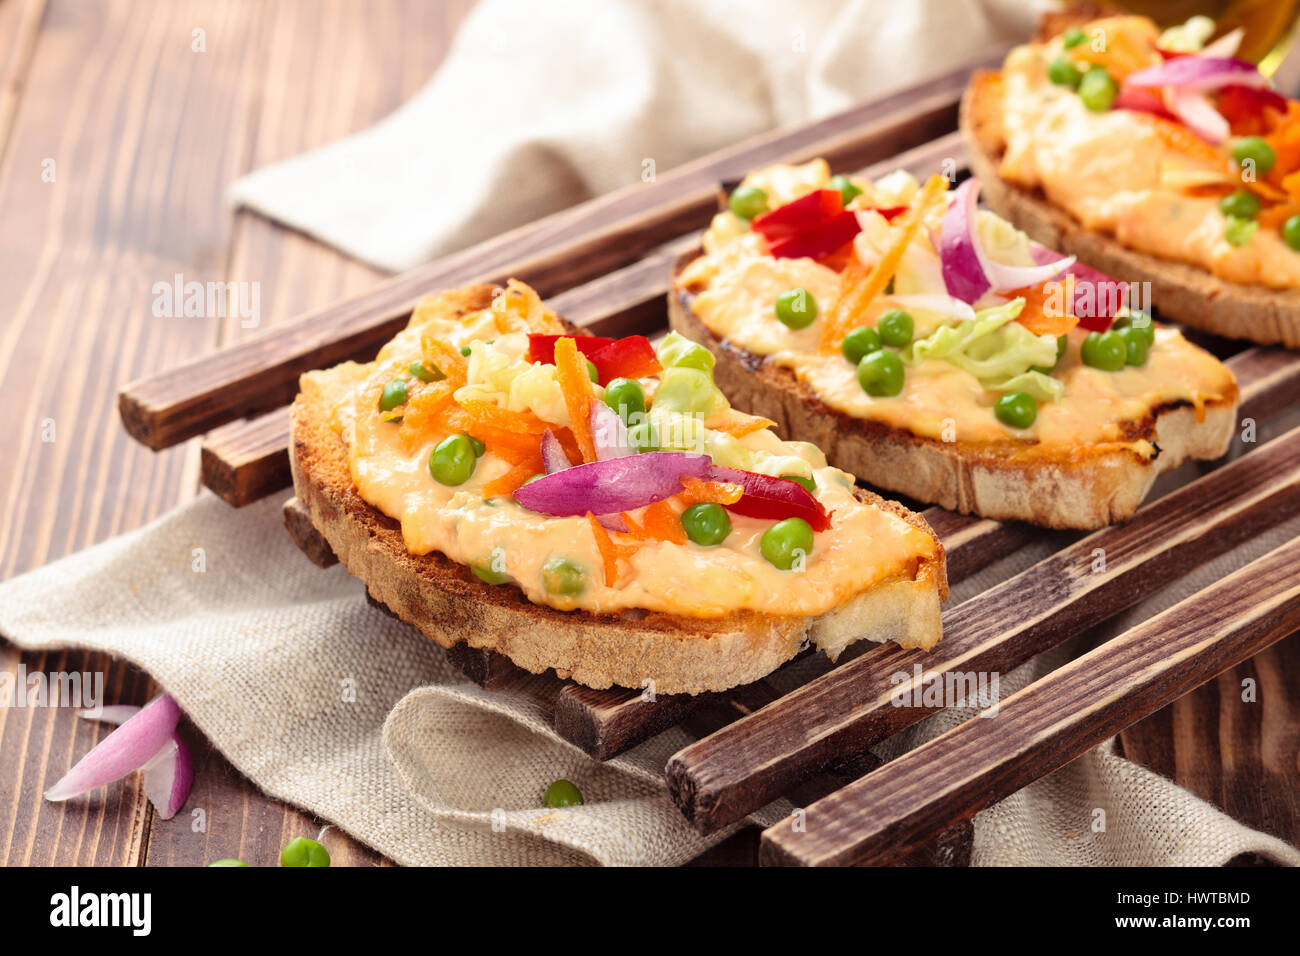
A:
[
  {"left": 1009, "top": 281, "right": 1080, "bottom": 338},
  {"left": 637, "top": 500, "right": 687, "bottom": 545},
  {"left": 421, "top": 335, "right": 468, "bottom": 384},
  {"left": 587, "top": 513, "right": 639, "bottom": 586},
  {"left": 455, "top": 399, "right": 550, "bottom": 434},
  {"left": 712, "top": 415, "right": 777, "bottom": 438},
  {"left": 554, "top": 428, "right": 583, "bottom": 466},
  {"left": 678, "top": 476, "right": 744, "bottom": 506},
  {"left": 820, "top": 173, "right": 948, "bottom": 352},
  {"left": 1140, "top": 114, "right": 1224, "bottom": 165},
  {"left": 554, "top": 337, "right": 597, "bottom": 462},
  {"left": 1243, "top": 177, "right": 1289, "bottom": 204},
  {"left": 1260, "top": 202, "right": 1300, "bottom": 229},
  {"left": 482, "top": 453, "right": 543, "bottom": 498}
]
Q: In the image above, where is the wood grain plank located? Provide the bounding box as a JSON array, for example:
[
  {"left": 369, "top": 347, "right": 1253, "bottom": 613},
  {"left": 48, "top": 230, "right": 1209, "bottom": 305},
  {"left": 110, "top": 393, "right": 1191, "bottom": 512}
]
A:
[
  {"left": 666, "top": 423, "right": 1300, "bottom": 834},
  {"left": 0, "top": 0, "right": 47, "bottom": 165},
  {"left": 0, "top": 0, "right": 267, "bottom": 867},
  {"left": 117, "top": 53, "right": 1004, "bottom": 450},
  {"left": 761, "top": 537, "right": 1300, "bottom": 866}
]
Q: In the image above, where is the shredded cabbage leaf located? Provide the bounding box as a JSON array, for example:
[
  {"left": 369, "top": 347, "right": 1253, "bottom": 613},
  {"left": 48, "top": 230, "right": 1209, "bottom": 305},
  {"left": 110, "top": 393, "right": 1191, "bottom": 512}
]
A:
[{"left": 902, "top": 299, "right": 1065, "bottom": 402}]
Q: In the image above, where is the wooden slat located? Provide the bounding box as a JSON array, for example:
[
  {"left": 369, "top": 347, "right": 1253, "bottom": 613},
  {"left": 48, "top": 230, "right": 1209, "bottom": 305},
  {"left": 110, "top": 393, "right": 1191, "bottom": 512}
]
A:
[
  {"left": 282, "top": 496, "right": 337, "bottom": 569},
  {"left": 761, "top": 536, "right": 1300, "bottom": 866},
  {"left": 203, "top": 409, "right": 294, "bottom": 507},
  {"left": 553, "top": 507, "right": 1036, "bottom": 759},
  {"left": 665, "top": 423, "right": 1300, "bottom": 834},
  {"left": 117, "top": 54, "right": 1004, "bottom": 450}
]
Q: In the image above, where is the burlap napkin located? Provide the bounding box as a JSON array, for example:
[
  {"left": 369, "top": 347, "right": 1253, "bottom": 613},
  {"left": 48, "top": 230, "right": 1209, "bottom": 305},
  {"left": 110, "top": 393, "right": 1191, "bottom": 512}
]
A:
[
  {"left": 228, "top": 0, "right": 1050, "bottom": 272},
  {"left": 2, "top": 427, "right": 1298, "bottom": 864}
]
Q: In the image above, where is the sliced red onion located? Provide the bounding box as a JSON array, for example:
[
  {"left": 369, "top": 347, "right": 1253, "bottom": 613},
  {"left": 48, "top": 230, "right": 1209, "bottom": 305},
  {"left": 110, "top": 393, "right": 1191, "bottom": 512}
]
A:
[
  {"left": 589, "top": 402, "right": 635, "bottom": 460},
  {"left": 1166, "top": 86, "right": 1230, "bottom": 143},
  {"left": 140, "top": 732, "right": 193, "bottom": 820},
  {"left": 540, "top": 430, "right": 571, "bottom": 474},
  {"left": 1114, "top": 85, "right": 1177, "bottom": 120},
  {"left": 81, "top": 705, "right": 142, "bottom": 725},
  {"left": 942, "top": 177, "right": 1075, "bottom": 301},
  {"left": 1200, "top": 27, "right": 1243, "bottom": 59},
  {"left": 939, "top": 178, "right": 991, "bottom": 303},
  {"left": 1124, "top": 54, "right": 1268, "bottom": 93},
  {"left": 596, "top": 513, "right": 630, "bottom": 533},
  {"left": 889, "top": 293, "right": 976, "bottom": 322},
  {"left": 1029, "top": 245, "right": 1128, "bottom": 329},
  {"left": 48, "top": 693, "right": 194, "bottom": 821},
  {"left": 45, "top": 693, "right": 181, "bottom": 802},
  {"left": 513, "top": 452, "right": 711, "bottom": 516}
]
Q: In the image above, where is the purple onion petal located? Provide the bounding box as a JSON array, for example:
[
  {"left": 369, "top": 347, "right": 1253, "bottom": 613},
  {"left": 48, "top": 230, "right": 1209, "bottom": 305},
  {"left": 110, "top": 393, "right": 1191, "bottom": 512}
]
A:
[
  {"left": 513, "top": 452, "right": 712, "bottom": 516},
  {"left": 540, "top": 430, "right": 571, "bottom": 474},
  {"left": 45, "top": 693, "right": 181, "bottom": 802},
  {"left": 590, "top": 402, "right": 635, "bottom": 460},
  {"left": 141, "top": 732, "right": 193, "bottom": 821}
]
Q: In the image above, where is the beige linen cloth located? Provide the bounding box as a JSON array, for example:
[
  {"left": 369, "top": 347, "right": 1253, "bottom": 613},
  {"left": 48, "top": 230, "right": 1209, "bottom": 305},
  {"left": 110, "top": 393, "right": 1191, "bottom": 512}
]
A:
[{"left": 3, "top": 0, "right": 1297, "bottom": 866}]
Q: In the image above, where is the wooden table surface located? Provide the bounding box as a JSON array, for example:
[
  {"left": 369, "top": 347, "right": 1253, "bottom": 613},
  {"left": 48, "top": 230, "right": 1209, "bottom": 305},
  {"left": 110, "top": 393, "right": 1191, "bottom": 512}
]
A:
[{"left": 0, "top": 0, "right": 1296, "bottom": 867}]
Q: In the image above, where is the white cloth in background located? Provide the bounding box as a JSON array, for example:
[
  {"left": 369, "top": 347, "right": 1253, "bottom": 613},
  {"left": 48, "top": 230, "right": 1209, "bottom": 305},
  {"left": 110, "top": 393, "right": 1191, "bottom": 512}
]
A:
[{"left": 229, "top": 0, "right": 1051, "bottom": 271}]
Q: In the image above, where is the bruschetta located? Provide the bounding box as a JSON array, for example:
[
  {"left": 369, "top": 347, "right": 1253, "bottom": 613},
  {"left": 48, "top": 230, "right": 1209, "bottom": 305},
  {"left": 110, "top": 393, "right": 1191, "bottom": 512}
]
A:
[
  {"left": 963, "top": 12, "right": 1300, "bottom": 346},
  {"left": 290, "top": 281, "right": 946, "bottom": 695},
  {"left": 670, "top": 158, "right": 1239, "bottom": 529}
]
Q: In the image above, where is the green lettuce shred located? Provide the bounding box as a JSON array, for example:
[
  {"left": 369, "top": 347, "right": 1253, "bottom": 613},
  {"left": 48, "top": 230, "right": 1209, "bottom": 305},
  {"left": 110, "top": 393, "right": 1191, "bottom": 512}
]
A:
[{"left": 901, "top": 298, "right": 1065, "bottom": 402}]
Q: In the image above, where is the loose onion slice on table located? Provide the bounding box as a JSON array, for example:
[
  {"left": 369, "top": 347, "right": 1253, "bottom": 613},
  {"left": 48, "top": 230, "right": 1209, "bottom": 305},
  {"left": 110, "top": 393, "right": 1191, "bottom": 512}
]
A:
[{"left": 46, "top": 693, "right": 193, "bottom": 820}]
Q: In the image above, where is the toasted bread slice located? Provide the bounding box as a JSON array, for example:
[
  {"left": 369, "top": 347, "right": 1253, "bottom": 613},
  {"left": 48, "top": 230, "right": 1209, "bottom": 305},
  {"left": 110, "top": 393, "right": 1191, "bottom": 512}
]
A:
[
  {"left": 670, "top": 252, "right": 1238, "bottom": 529},
  {"left": 961, "top": 69, "right": 1300, "bottom": 348},
  {"left": 290, "top": 284, "right": 947, "bottom": 696}
]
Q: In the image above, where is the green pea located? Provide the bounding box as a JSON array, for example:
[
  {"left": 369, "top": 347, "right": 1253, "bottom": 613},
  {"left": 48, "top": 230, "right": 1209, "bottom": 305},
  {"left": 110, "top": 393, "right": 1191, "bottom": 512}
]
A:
[
  {"left": 781, "top": 474, "right": 816, "bottom": 494},
  {"left": 1078, "top": 67, "right": 1118, "bottom": 112},
  {"left": 1081, "top": 330, "right": 1127, "bottom": 371},
  {"left": 429, "top": 433, "right": 477, "bottom": 486},
  {"left": 1219, "top": 189, "right": 1261, "bottom": 220},
  {"left": 774, "top": 288, "right": 819, "bottom": 329},
  {"left": 542, "top": 557, "right": 585, "bottom": 596},
  {"left": 628, "top": 421, "right": 658, "bottom": 453},
  {"left": 460, "top": 345, "right": 472, "bottom": 357},
  {"left": 681, "top": 503, "right": 731, "bottom": 547},
  {"left": 1231, "top": 136, "right": 1276, "bottom": 175},
  {"left": 543, "top": 779, "right": 584, "bottom": 807},
  {"left": 408, "top": 361, "right": 444, "bottom": 382},
  {"left": 877, "top": 309, "right": 914, "bottom": 347},
  {"left": 586, "top": 359, "right": 599, "bottom": 383},
  {"left": 1063, "top": 27, "right": 1087, "bottom": 49},
  {"left": 760, "top": 517, "right": 815, "bottom": 571},
  {"left": 1284, "top": 215, "right": 1300, "bottom": 251},
  {"left": 604, "top": 377, "right": 646, "bottom": 424},
  {"left": 841, "top": 326, "right": 881, "bottom": 364},
  {"left": 1224, "top": 215, "right": 1257, "bottom": 248},
  {"left": 208, "top": 859, "right": 248, "bottom": 867},
  {"left": 729, "top": 185, "right": 769, "bottom": 220},
  {"left": 468, "top": 435, "right": 486, "bottom": 457},
  {"left": 994, "top": 391, "right": 1038, "bottom": 429},
  {"left": 1048, "top": 55, "right": 1083, "bottom": 88},
  {"left": 1117, "top": 325, "right": 1150, "bottom": 367},
  {"left": 857, "top": 349, "right": 905, "bottom": 397},
  {"left": 378, "top": 378, "right": 409, "bottom": 412},
  {"left": 828, "top": 174, "right": 862, "bottom": 207},
  {"left": 473, "top": 562, "right": 511, "bottom": 585},
  {"left": 280, "top": 837, "right": 330, "bottom": 867},
  {"left": 1113, "top": 313, "right": 1155, "bottom": 348},
  {"left": 1030, "top": 334, "right": 1069, "bottom": 375}
]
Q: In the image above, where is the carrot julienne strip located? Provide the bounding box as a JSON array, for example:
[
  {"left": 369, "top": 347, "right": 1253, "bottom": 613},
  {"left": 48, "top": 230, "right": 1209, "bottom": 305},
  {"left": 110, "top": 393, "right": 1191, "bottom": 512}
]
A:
[
  {"left": 679, "top": 476, "right": 744, "bottom": 506},
  {"left": 820, "top": 173, "right": 948, "bottom": 352},
  {"left": 638, "top": 499, "right": 687, "bottom": 545},
  {"left": 554, "top": 337, "right": 597, "bottom": 463}
]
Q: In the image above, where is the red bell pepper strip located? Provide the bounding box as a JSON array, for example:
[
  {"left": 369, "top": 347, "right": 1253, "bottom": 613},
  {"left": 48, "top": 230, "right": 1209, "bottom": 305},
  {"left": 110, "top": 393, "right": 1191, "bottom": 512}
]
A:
[
  {"left": 751, "top": 189, "right": 843, "bottom": 241},
  {"left": 586, "top": 335, "right": 661, "bottom": 384},
  {"left": 707, "top": 466, "right": 831, "bottom": 531},
  {"left": 767, "top": 209, "right": 863, "bottom": 261},
  {"left": 1216, "top": 84, "right": 1289, "bottom": 132},
  {"left": 871, "top": 205, "right": 908, "bottom": 221},
  {"left": 527, "top": 334, "right": 615, "bottom": 366}
]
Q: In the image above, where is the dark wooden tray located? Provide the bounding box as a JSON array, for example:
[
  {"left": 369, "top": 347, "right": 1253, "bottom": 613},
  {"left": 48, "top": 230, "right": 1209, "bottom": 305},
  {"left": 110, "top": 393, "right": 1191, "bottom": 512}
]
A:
[{"left": 117, "top": 48, "right": 1300, "bottom": 865}]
